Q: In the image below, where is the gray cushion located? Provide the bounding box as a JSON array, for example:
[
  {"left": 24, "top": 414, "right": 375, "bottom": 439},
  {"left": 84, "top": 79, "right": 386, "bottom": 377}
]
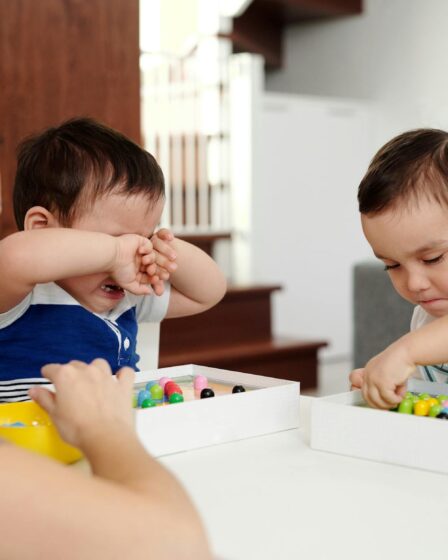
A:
[{"left": 353, "top": 261, "right": 414, "bottom": 368}]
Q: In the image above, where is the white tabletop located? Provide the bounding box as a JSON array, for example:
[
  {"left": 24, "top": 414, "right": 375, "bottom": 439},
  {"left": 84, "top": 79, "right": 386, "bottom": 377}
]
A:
[{"left": 161, "top": 397, "right": 448, "bottom": 560}]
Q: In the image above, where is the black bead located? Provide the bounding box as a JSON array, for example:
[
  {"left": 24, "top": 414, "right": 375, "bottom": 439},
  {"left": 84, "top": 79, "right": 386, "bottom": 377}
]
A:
[
  {"left": 232, "top": 385, "right": 246, "bottom": 394},
  {"left": 436, "top": 412, "right": 448, "bottom": 419},
  {"left": 200, "top": 388, "right": 215, "bottom": 399}
]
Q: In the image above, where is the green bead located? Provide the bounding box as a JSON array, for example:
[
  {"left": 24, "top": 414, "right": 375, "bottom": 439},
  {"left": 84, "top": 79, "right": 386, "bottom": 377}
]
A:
[
  {"left": 418, "top": 393, "right": 430, "bottom": 400},
  {"left": 437, "top": 395, "right": 448, "bottom": 404},
  {"left": 141, "top": 398, "right": 156, "bottom": 408},
  {"left": 404, "top": 392, "right": 414, "bottom": 399},
  {"left": 412, "top": 395, "right": 420, "bottom": 404},
  {"left": 429, "top": 404, "right": 442, "bottom": 417},
  {"left": 398, "top": 399, "right": 414, "bottom": 414},
  {"left": 169, "top": 392, "right": 184, "bottom": 404},
  {"left": 132, "top": 394, "right": 138, "bottom": 408},
  {"left": 150, "top": 384, "right": 164, "bottom": 400}
]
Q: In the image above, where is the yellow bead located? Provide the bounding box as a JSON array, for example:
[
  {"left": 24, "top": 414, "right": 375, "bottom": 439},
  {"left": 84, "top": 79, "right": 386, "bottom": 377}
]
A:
[
  {"left": 427, "top": 398, "right": 439, "bottom": 408},
  {"left": 414, "top": 400, "right": 430, "bottom": 416}
]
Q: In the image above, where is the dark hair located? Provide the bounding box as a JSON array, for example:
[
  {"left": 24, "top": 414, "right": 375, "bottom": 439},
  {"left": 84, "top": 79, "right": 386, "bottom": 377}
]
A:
[
  {"left": 358, "top": 128, "right": 448, "bottom": 214},
  {"left": 13, "top": 117, "right": 165, "bottom": 229}
]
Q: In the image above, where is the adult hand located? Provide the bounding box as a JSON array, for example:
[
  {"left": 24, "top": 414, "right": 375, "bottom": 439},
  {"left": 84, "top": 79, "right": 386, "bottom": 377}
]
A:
[{"left": 29, "top": 359, "right": 135, "bottom": 449}]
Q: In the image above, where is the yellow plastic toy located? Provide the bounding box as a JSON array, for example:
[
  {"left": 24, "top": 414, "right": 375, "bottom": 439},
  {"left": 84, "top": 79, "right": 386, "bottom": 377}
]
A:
[{"left": 0, "top": 400, "right": 82, "bottom": 464}]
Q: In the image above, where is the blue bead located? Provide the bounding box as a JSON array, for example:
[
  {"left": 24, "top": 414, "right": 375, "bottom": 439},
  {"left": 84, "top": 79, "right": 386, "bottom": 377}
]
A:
[
  {"left": 137, "top": 389, "right": 151, "bottom": 407},
  {"left": 145, "top": 381, "right": 157, "bottom": 391}
]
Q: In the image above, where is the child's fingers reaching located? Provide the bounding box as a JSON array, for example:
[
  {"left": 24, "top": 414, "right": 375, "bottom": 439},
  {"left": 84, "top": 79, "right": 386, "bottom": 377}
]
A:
[{"left": 363, "top": 383, "right": 400, "bottom": 409}]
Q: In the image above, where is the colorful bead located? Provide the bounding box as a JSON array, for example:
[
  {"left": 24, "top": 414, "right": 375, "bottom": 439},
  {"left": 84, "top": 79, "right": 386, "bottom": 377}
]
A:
[
  {"left": 165, "top": 382, "right": 182, "bottom": 397},
  {"left": 194, "top": 375, "right": 208, "bottom": 391},
  {"left": 232, "top": 385, "right": 246, "bottom": 393},
  {"left": 137, "top": 389, "right": 151, "bottom": 407},
  {"left": 145, "top": 381, "right": 157, "bottom": 391},
  {"left": 141, "top": 398, "right": 156, "bottom": 408},
  {"left": 398, "top": 399, "right": 413, "bottom": 414},
  {"left": 169, "top": 393, "right": 184, "bottom": 404},
  {"left": 429, "top": 404, "right": 442, "bottom": 417},
  {"left": 150, "top": 384, "right": 164, "bottom": 401},
  {"left": 158, "top": 377, "right": 172, "bottom": 389},
  {"left": 414, "top": 400, "right": 430, "bottom": 416}
]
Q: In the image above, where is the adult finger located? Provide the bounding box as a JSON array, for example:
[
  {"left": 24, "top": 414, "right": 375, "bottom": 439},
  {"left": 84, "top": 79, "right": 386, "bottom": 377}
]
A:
[
  {"left": 29, "top": 386, "right": 56, "bottom": 416},
  {"left": 116, "top": 367, "right": 135, "bottom": 390},
  {"left": 90, "top": 358, "right": 112, "bottom": 376},
  {"left": 41, "top": 363, "right": 63, "bottom": 382}
]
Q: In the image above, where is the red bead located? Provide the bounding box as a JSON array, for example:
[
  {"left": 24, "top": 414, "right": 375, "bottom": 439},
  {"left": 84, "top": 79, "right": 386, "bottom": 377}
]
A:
[{"left": 165, "top": 382, "right": 182, "bottom": 396}]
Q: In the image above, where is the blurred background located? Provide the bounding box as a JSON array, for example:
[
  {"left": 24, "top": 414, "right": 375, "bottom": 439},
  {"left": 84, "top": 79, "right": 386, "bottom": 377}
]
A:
[{"left": 2, "top": 0, "right": 443, "bottom": 394}]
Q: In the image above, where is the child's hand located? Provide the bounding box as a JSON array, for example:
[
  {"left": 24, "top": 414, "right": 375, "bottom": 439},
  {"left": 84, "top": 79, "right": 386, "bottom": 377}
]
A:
[
  {"left": 349, "top": 368, "right": 365, "bottom": 390},
  {"left": 146, "top": 228, "right": 178, "bottom": 296},
  {"left": 112, "top": 234, "right": 156, "bottom": 295},
  {"left": 29, "top": 359, "right": 135, "bottom": 449},
  {"left": 360, "top": 341, "right": 414, "bottom": 409}
]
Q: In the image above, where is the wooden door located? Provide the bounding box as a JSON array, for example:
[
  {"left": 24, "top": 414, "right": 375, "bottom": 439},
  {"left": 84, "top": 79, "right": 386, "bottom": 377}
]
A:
[{"left": 0, "top": 0, "right": 140, "bottom": 237}]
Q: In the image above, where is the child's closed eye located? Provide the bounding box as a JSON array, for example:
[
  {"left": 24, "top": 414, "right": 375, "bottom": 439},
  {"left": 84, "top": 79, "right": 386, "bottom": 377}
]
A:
[
  {"left": 384, "top": 263, "right": 399, "bottom": 271},
  {"left": 422, "top": 254, "right": 444, "bottom": 265}
]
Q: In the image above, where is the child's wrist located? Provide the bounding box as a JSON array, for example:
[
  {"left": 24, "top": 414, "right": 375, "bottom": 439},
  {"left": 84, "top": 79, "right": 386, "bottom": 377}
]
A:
[{"left": 391, "top": 334, "right": 415, "bottom": 368}]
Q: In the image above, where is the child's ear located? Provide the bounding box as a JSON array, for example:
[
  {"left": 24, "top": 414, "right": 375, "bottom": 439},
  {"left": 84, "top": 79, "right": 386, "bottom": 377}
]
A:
[{"left": 24, "top": 207, "right": 60, "bottom": 230}]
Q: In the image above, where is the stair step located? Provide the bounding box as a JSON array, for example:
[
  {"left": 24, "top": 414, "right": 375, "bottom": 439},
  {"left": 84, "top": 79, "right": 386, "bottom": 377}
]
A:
[
  {"left": 159, "top": 284, "right": 281, "bottom": 353},
  {"left": 159, "top": 337, "right": 328, "bottom": 389}
]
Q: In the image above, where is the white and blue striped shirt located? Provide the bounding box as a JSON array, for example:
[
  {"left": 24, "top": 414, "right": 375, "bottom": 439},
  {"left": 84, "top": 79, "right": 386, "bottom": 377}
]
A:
[{"left": 411, "top": 305, "right": 448, "bottom": 383}]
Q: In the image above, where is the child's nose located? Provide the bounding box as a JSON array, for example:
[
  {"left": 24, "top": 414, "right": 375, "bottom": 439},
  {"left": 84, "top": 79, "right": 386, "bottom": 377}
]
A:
[{"left": 406, "top": 269, "right": 431, "bottom": 292}]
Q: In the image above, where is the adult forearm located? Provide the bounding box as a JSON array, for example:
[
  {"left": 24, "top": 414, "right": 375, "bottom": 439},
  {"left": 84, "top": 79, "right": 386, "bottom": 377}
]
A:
[
  {"left": 82, "top": 427, "right": 196, "bottom": 510},
  {"left": 0, "top": 443, "right": 211, "bottom": 560},
  {"left": 81, "top": 427, "right": 209, "bottom": 554},
  {"left": 0, "top": 229, "right": 116, "bottom": 285}
]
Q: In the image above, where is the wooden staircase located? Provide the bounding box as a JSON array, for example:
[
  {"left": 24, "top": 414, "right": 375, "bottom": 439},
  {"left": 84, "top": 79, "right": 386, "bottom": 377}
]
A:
[{"left": 159, "top": 284, "right": 327, "bottom": 390}]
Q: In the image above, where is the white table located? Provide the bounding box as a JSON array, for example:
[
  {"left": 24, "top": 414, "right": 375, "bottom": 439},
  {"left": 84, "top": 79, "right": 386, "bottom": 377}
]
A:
[{"left": 161, "top": 397, "right": 448, "bottom": 560}]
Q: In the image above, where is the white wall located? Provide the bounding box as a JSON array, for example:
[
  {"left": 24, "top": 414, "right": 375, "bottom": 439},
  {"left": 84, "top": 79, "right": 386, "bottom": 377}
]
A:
[
  {"left": 260, "top": 0, "right": 448, "bottom": 359},
  {"left": 253, "top": 93, "right": 373, "bottom": 359},
  {"left": 266, "top": 0, "right": 448, "bottom": 147}
]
